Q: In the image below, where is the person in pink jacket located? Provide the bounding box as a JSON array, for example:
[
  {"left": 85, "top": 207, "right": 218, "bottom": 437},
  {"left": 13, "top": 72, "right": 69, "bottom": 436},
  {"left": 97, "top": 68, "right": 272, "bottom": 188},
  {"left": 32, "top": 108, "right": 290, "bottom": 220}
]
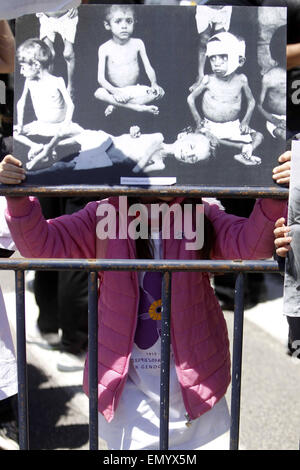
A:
[{"left": 0, "top": 153, "right": 290, "bottom": 450}]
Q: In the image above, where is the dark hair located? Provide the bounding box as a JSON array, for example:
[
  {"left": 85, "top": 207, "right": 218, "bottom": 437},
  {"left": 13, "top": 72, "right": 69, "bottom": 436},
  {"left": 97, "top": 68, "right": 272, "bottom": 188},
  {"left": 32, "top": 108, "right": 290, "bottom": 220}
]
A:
[
  {"left": 270, "top": 25, "right": 287, "bottom": 67},
  {"left": 128, "top": 198, "right": 214, "bottom": 260},
  {"left": 104, "top": 4, "right": 135, "bottom": 23}
]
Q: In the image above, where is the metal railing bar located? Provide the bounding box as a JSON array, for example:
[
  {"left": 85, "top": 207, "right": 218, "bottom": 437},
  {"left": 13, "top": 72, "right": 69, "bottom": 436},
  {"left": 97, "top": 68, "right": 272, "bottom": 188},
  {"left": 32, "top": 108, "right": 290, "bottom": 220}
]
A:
[
  {"left": 88, "top": 271, "right": 99, "bottom": 450},
  {"left": 160, "top": 271, "right": 172, "bottom": 450},
  {"left": 0, "top": 259, "right": 281, "bottom": 273},
  {"left": 0, "top": 184, "right": 288, "bottom": 198},
  {"left": 15, "top": 270, "right": 29, "bottom": 450},
  {"left": 230, "top": 273, "right": 245, "bottom": 450}
]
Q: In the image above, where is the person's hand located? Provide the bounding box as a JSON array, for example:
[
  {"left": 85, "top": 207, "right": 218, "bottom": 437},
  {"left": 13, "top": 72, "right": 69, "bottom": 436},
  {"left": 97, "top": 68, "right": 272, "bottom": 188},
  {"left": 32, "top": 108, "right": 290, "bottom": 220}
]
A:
[
  {"left": 276, "top": 120, "right": 286, "bottom": 131},
  {"left": 274, "top": 217, "right": 292, "bottom": 257},
  {"left": 0, "top": 155, "right": 26, "bottom": 185},
  {"left": 272, "top": 151, "right": 291, "bottom": 185},
  {"left": 151, "top": 84, "right": 165, "bottom": 99},
  {"left": 67, "top": 8, "right": 78, "bottom": 18},
  {"left": 272, "top": 116, "right": 286, "bottom": 128},
  {"left": 195, "top": 119, "right": 205, "bottom": 133},
  {"left": 130, "top": 126, "right": 141, "bottom": 138},
  {"left": 240, "top": 122, "right": 251, "bottom": 135}
]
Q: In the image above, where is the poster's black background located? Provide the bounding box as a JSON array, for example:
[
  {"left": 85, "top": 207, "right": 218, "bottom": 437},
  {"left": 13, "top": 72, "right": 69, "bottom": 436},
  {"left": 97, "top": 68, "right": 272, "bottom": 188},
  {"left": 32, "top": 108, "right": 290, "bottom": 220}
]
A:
[{"left": 14, "top": 4, "right": 286, "bottom": 187}]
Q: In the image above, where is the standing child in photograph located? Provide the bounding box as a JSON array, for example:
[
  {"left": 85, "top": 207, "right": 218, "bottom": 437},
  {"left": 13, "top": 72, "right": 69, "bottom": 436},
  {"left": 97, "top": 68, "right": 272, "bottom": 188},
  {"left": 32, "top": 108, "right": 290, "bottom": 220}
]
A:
[
  {"left": 257, "top": 25, "right": 287, "bottom": 141},
  {"left": 0, "top": 152, "right": 289, "bottom": 450},
  {"left": 14, "top": 38, "right": 85, "bottom": 170},
  {"left": 36, "top": 7, "right": 79, "bottom": 98},
  {"left": 94, "top": 4, "right": 164, "bottom": 117},
  {"left": 187, "top": 31, "right": 263, "bottom": 166},
  {"left": 189, "top": 5, "right": 232, "bottom": 92}
]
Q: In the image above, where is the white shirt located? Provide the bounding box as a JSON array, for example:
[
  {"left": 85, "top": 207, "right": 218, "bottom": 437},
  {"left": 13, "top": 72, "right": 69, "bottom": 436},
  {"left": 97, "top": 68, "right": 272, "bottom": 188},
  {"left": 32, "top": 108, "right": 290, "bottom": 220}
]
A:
[{"left": 0, "top": 0, "right": 81, "bottom": 19}]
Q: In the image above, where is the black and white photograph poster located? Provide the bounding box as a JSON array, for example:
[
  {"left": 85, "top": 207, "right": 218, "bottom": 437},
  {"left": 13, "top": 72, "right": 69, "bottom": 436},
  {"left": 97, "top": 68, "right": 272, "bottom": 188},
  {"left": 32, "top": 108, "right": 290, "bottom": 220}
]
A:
[
  {"left": 283, "top": 140, "right": 300, "bottom": 317},
  {"left": 13, "top": 3, "right": 287, "bottom": 187}
]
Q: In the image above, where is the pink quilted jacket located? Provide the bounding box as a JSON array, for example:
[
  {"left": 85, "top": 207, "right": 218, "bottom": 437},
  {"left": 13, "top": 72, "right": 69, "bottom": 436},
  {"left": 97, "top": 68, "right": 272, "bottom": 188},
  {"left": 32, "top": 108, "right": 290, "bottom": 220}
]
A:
[{"left": 5, "top": 196, "right": 286, "bottom": 422}]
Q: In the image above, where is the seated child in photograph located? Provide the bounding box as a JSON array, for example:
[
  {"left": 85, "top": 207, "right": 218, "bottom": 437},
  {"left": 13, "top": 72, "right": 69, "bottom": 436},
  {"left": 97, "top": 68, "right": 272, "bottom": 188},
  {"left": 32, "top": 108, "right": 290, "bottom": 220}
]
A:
[
  {"left": 36, "top": 7, "right": 79, "bottom": 99},
  {"left": 187, "top": 32, "right": 263, "bottom": 166},
  {"left": 14, "top": 38, "right": 94, "bottom": 171},
  {"left": 94, "top": 4, "right": 164, "bottom": 117},
  {"left": 257, "top": 25, "right": 286, "bottom": 141},
  {"left": 189, "top": 5, "right": 232, "bottom": 92}
]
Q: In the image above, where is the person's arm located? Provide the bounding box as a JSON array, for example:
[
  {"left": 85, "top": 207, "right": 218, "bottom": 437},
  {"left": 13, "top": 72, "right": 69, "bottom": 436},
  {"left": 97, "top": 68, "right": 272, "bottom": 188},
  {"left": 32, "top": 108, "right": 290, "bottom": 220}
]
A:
[
  {"left": 187, "top": 79, "right": 206, "bottom": 130},
  {"left": 0, "top": 156, "right": 98, "bottom": 259},
  {"left": 15, "top": 81, "right": 29, "bottom": 133},
  {"left": 210, "top": 153, "right": 290, "bottom": 260},
  {"left": 287, "top": 43, "right": 300, "bottom": 71},
  {"left": 57, "top": 77, "right": 74, "bottom": 125},
  {"left": 257, "top": 74, "right": 284, "bottom": 127},
  {"left": 240, "top": 75, "right": 255, "bottom": 133},
  {"left": 138, "top": 40, "right": 163, "bottom": 97},
  {"left": 0, "top": 20, "right": 15, "bottom": 74},
  {"left": 208, "top": 198, "right": 287, "bottom": 261}
]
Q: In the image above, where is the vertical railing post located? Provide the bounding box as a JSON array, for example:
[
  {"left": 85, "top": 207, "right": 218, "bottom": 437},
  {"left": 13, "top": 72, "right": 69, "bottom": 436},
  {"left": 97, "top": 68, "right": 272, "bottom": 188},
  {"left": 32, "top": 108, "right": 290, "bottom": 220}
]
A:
[
  {"left": 159, "top": 271, "right": 172, "bottom": 450},
  {"left": 230, "top": 272, "right": 245, "bottom": 450},
  {"left": 15, "top": 270, "right": 29, "bottom": 450},
  {"left": 88, "top": 271, "right": 99, "bottom": 450}
]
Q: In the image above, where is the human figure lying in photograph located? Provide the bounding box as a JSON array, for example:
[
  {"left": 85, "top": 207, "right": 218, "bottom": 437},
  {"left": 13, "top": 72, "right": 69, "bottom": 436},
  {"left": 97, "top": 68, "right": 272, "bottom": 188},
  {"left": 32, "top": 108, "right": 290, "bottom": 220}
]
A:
[
  {"left": 94, "top": 4, "right": 164, "bottom": 117},
  {"left": 187, "top": 31, "right": 263, "bottom": 166},
  {"left": 23, "top": 124, "right": 217, "bottom": 175},
  {"left": 257, "top": 25, "right": 286, "bottom": 141},
  {"left": 13, "top": 38, "right": 112, "bottom": 171}
]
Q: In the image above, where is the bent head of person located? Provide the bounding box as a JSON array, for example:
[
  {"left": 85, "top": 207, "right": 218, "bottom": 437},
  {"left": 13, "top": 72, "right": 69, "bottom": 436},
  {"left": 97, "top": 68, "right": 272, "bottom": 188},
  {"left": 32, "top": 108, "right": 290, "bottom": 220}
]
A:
[
  {"left": 17, "top": 38, "right": 53, "bottom": 78},
  {"left": 171, "top": 132, "right": 212, "bottom": 164}
]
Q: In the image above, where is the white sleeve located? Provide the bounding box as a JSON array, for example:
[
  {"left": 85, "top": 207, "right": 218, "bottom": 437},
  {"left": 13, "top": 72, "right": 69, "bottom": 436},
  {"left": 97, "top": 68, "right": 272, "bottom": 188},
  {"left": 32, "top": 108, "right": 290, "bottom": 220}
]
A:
[{"left": 0, "top": 0, "right": 81, "bottom": 20}]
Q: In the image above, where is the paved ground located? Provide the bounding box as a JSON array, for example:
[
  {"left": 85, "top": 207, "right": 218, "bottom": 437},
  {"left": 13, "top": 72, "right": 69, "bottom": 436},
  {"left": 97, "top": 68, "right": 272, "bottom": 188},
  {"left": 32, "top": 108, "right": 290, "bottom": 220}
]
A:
[{"left": 2, "top": 260, "right": 300, "bottom": 450}]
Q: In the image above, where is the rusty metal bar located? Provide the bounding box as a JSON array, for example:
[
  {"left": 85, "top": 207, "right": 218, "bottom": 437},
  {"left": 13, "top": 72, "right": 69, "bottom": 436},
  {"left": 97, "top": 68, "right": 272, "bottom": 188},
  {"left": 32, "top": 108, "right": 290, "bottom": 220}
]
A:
[
  {"left": 88, "top": 271, "right": 99, "bottom": 450},
  {"left": 160, "top": 271, "right": 172, "bottom": 450},
  {"left": 230, "top": 273, "right": 245, "bottom": 450},
  {"left": 15, "top": 270, "right": 29, "bottom": 450},
  {"left": 0, "top": 258, "right": 281, "bottom": 273},
  {"left": 0, "top": 184, "right": 288, "bottom": 198}
]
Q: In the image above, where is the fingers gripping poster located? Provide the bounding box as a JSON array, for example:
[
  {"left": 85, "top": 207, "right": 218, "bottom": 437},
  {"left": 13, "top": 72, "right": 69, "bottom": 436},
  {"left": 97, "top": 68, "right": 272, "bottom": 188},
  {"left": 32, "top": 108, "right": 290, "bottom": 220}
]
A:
[{"left": 13, "top": 4, "right": 287, "bottom": 187}]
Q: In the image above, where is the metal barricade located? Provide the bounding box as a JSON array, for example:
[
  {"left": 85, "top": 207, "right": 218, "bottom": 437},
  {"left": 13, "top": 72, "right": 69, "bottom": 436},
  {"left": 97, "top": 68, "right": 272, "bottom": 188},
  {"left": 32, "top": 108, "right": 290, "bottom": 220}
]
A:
[{"left": 0, "top": 257, "right": 282, "bottom": 451}]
